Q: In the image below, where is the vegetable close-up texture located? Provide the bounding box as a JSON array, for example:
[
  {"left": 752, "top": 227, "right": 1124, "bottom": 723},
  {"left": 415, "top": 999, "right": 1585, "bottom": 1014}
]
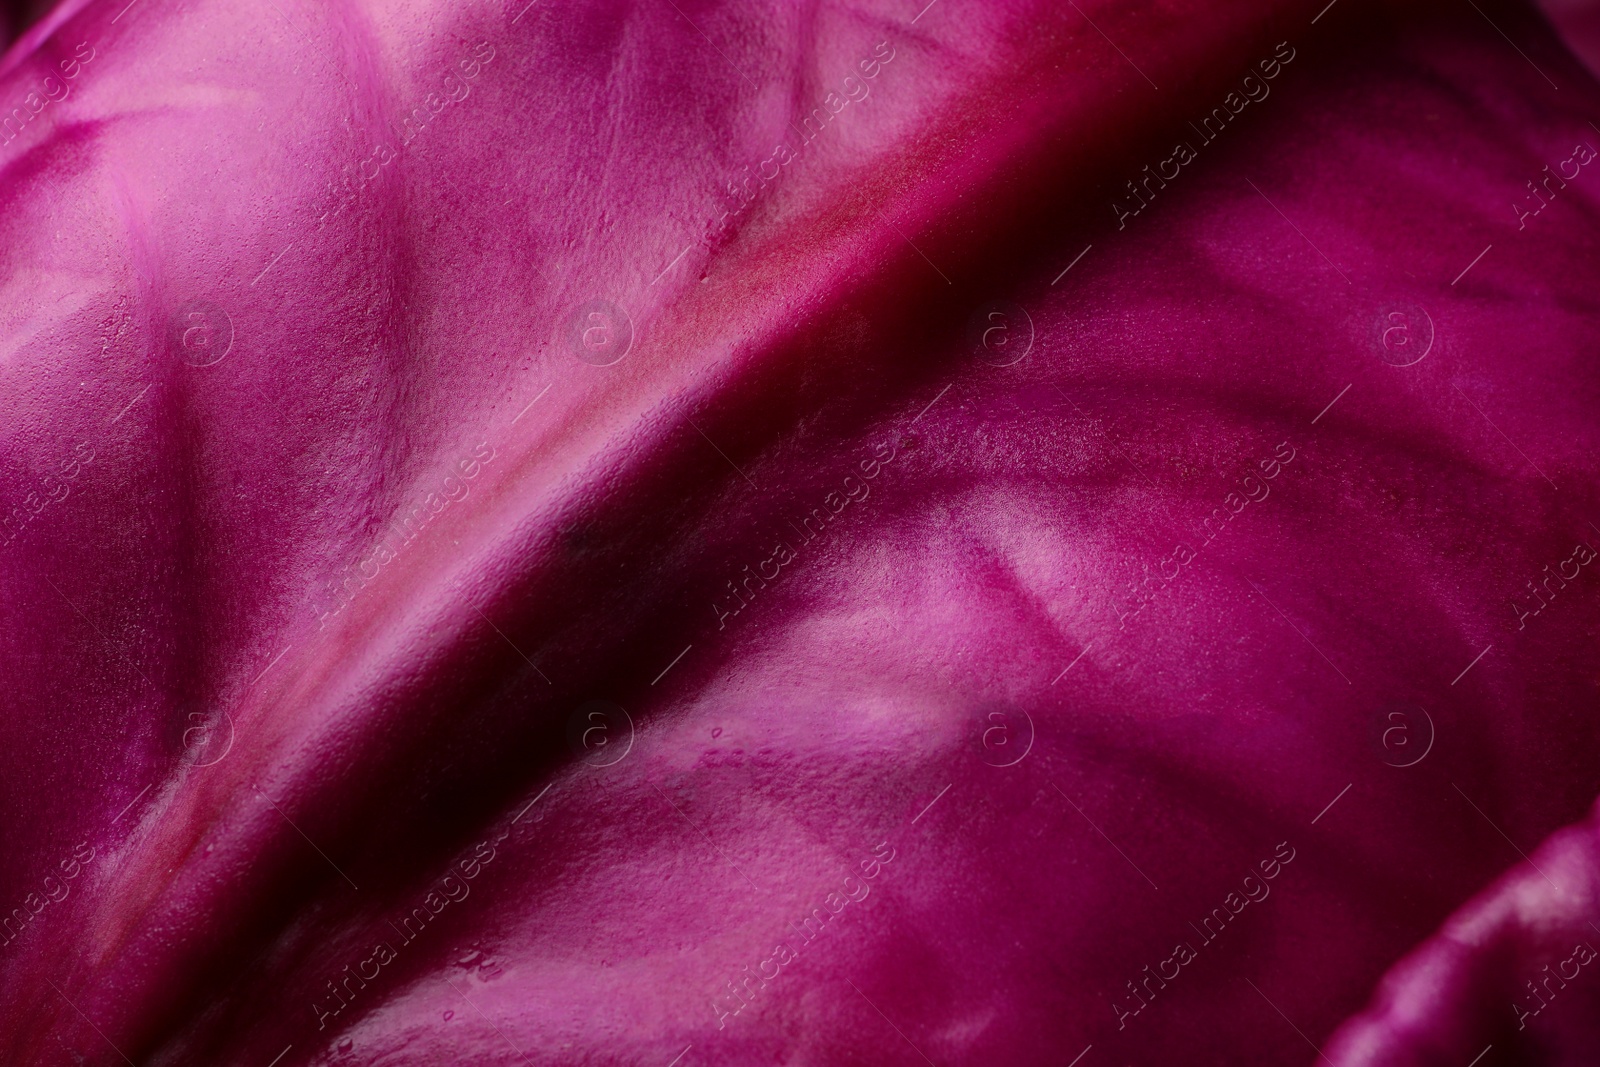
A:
[{"left": 2, "top": 0, "right": 1600, "bottom": 1064}]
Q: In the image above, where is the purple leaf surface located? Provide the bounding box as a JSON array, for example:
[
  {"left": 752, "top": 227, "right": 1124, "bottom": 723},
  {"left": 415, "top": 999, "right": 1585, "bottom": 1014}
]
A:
[{"left": 1, "top": 0, "right": 1599, "bottom": 1064}]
